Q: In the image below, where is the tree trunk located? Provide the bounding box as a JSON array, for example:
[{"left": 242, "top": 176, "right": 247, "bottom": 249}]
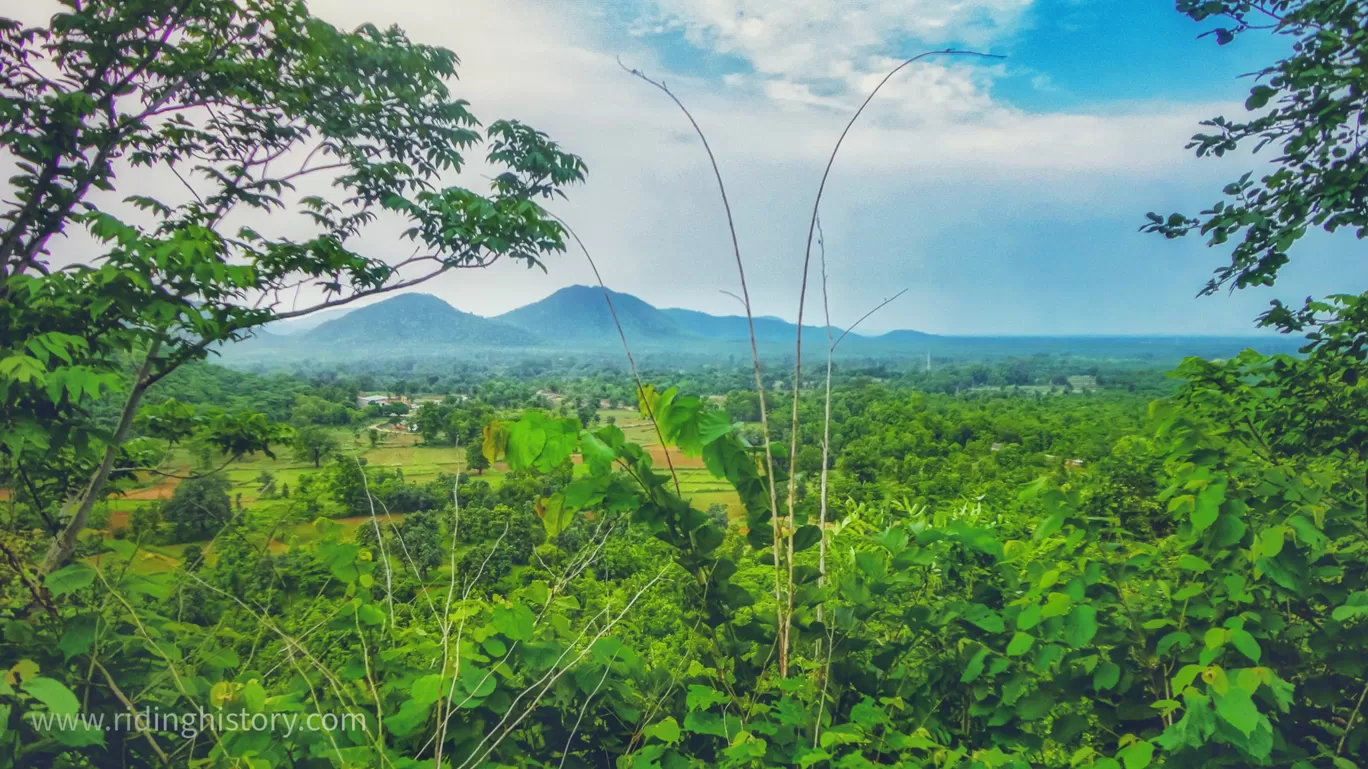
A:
[{"left": 41, "top": 346, "right": 159, "bottom": 574}]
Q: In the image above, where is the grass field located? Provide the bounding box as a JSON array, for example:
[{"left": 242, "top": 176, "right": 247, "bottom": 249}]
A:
[
  {"left": 598, "top": 409, "right": 743, "bottom": 518},
  {"left": 94, "top": 409, "right": 741, "bottom": 571}
]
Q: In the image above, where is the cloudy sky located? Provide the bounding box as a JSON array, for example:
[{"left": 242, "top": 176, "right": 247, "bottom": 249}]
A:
[{"left": 142, "top": 2, "right": 1368, "bottom": 333}]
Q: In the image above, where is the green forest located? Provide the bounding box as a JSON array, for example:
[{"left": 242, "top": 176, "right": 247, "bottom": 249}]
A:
[{"left": 2, "top": 1, "right": 1368, "bottom": 768}]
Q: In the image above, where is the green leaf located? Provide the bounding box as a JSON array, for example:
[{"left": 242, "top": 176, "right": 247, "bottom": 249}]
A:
[
  {"left": 23, "top": 677, "right": 80, "bottom": 714},
  {"left": 506, "top": 415, "right": 547, "bottom": 470},
  {"left": 1178, "top": 554, "right": 1211, "bottom": 573},
  {"left": 686, "top": 685, "right": 728, "bottom": 712},
  {"left": 1034, "top": 510, "right": 1067, "bottom": 541},
  {"left": 1230, "top": 630, "right": 1261, "bottom": 663},
  {"left": 412, "top": 674, "right": 443, "bottom": 705},
  {"left": 540, "top": 493, "right": 575, "bottom": 538},
  {"left": 1119, "top": 740, "right": 1154, "bottom": 769},
  {"left": 1017, "top": 604, "right": 1043, "bottom": 631},
  {"left": 1245, "top": 85, "right": 1276, "bottom": 110},
  {"left": 1094, "top": 661, "right": 1121, "bottom": 691},
  {"left": 461, "top": 666, "right": 497, "bottom": 699},
  {"left": 1192, "top": 481, "right": 1225, "bottom": 534},
  {"left": 1156, "top": 690, "right": 1216, "bottom": 751},
  {"left": 492, "top": 602, "right": 535, "bottom": 641},
  {"left": 1157, "top": 631, "right": 1192, "bottom": 657},
  {"left": 1065, "top": 605, "right": 1098, "bottom": 648},
  {"left": 646, "top": 717, "right": 681, "bottom": 744},
  {"left": 357, "top": 602, "right": 385, "bottom": 626},
  {"left": 1007, "top": 632, "right": 1035, "bottom": 657},
  {"left": 1259, "top": 526, "right": 1285, "bottom": 559},
  {"left": 1014, "top": 689, "right": 1054, "bottom": 721},
  {"left": 1214, "top": 687, "right": 1261, "bottom": 737},
  {"left": 961, "top": 647, "right": 989, "bottom": 683},
  {"left": 45, "top": 564, "right": 96, "bottom": 597},
  {"left": 959, "top": 603, "right": 1005, "bottom": 634},
  {"left": 684, "top": 710, "right": 739, "bottom": 738},
  {"left": 57, "top": 616, "right": 96, "bottom": 661},
  {"left": 1286, "top": 516, "right": 1329, "bottom": 555}
]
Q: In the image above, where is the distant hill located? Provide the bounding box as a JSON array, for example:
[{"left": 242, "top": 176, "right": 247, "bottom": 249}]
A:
[
  {"left": 496, "top": 285, "right": 688, "bottom": 343},
  {"left": 661, "top": 307, "right": 840, "bottom": 343},
  {"left": 305, "top": 293, "right": 540, "bottom": 347},
  {"left": 869, "top": 329, "right": 934, "bottom": 345}
]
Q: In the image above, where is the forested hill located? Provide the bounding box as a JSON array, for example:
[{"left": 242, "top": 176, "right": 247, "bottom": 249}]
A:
[
  {"left": 660, "top": 307, "right": 841, "bottom": 342},
  {"left": 304, "top": 293, "right": 538, "bottom": 347},
  {"left": 495, "top": 285, "right": 687, "bottom": 341}
]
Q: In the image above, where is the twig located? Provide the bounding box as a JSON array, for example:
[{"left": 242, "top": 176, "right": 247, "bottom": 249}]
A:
[
  {"left": 353, "top": 452, "right": 395, "bottom": 627},
  {"left": 550, "top": 214, "right": 681, "bottom": 496},
  {"left": 557, "top": 650, "right": 620, "bottom": 769},
  {"left": 1340, "top": 679, "right": 1368, "bottom": 755},
  {"left": 783, "top": 47, "right": 1004, "bottom": 672},
  {"left": 816, "top": 214, "right": 834, "bottom": 631},
  {"left": 831, "top": 289, "right": 908, "bottom": 351},
  {"left": 92, "top": 659, "right": 171, "bottom": 765}
]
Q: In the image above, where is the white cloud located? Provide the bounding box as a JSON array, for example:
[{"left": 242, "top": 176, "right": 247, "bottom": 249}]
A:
[
  {"left": 294, "top": 0, "right": 1304, "bottom": 335},
  {"left": 635, "top": 0, "right": 1033, "bottom": 119},
  {"left": 638, "top": 0, "right": 1031, "bottom": 76}
]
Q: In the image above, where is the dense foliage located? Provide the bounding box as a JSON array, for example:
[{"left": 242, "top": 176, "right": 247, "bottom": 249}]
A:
[{"left": 2, "top": 1, "right": 1366, "bottom": 769}]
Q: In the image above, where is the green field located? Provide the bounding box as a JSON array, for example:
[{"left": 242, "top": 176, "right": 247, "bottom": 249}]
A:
[{"left": 100, "top": 411, "right": 741, "bottom": 570}]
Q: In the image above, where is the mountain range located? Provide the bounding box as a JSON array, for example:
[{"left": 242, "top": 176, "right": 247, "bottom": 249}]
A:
[
  {"left": 231, "top": 285, "right": 909, "bottom": 356},
  {"left": 222, "top": 285, "right": 1299, "bottom": 364}
]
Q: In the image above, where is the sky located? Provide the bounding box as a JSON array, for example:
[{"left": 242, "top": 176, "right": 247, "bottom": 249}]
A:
[{"left": 19, "top": 0, "right": 1365, "bottom": 336}]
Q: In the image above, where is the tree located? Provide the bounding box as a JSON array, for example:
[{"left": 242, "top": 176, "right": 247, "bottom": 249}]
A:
[
  {"left": 128, "top": 503, "right": 163, "bottom": 544},
  {"left": 795, "top": 445, "right": 825, "bottom": 474},
  {"left": 255, "top": 470, "right": 277, "bottom": 497},
  {"left": 0, "top": 0, "right": 585, "bottom": 573},
  {"left": 292, "top": 426, "right": 339, "bottom": 468},
  {"left": 575, "top": 400, "right": 598, "bottom": 428},
  {"left": 466, "top": 443, "right": 490, "bottom": 475},
  {"left": 396, "top": 508, "right": 442, "bottom": 580},
  {"left": 1145, "top": 1, "right": 1367, "bottom": 302},
  {"left": 161, "top": 473, "right": 233, "bottom": 542},
  {"left": 725, "top": 390, "right": 761, "bottom": 422},
  {"left": 415, "top": 402, "right": 448, "bottom": 443},
  {"left": 330, "top": 456, "right": 371, "bottom": 515},
  {"left": 1143, "top": 0, "right": 1368, "bottom": 515}
]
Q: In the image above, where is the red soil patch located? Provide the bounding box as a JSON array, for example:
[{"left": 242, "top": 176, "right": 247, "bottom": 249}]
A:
[
  {"left": 647, "top": 445, "right": 706, "bottom": 470},
  {"left": 123, "top": 476, "right": 181, "bottom": 500}
]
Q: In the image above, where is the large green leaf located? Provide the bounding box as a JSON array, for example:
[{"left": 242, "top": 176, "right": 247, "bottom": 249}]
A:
[
  {"left": 23, "top": 677, "right": 79, "bottom": 714},
  {"left": 1064, "top": 605, "right": 1098, "bottom": 648},
  {"left": 1215, "top": 687, "right": 1261, "bottom": 737},
  {"left": 44, "top": 564, "right": 96, "bottom": 597}
]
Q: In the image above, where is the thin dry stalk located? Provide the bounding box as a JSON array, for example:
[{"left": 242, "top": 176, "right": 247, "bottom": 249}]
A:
[
  {"left": 831, "top": 289, "right": 909, "bottom": 351},
  {"left": 552, "top": 214, "right": 681, "bottom": 496},
  {"left": 353, "top": 451, "right": 395, "bottom": 627},
  {"left": 619, "top": 59, "right": 788, "bottom": 666},
  {"left": 816, "top": 215, "right": 834, "bottom": 628},
  {"left": 783, "top": 48, "right": 1003, "bottom": 671}
]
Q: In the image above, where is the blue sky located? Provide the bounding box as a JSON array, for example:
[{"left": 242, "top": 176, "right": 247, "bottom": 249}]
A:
[{"left": 312, "top": 0, "right": 1363, "bottom": 335}]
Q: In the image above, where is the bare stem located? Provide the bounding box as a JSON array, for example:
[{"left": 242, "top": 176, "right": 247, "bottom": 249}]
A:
[
  {"left": 551, "top": 214, "right": 681, "bottom": 496},
  {"left": 831, "top": 289, "right": 909, "bottom": 351},
  {"left": 620, "top": 58, "right": 786, "bottom": 668},
  {"left": 783, "top": 47, "right": 1003, "bottom": 672}
]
